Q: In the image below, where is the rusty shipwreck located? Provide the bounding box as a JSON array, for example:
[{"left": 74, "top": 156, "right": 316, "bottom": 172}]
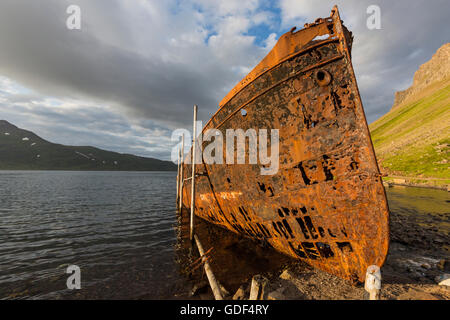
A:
[{"left": 179, "top": 6, "right": 389, "bottom": 283}]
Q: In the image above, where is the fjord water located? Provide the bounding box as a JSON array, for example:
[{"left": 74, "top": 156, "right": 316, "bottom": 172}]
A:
[
  {"left": 0, "top": 171, "right": 184, "bottom": 299},
  {"left": 0, "top": 171, "right": 448, "bottom": 299}
]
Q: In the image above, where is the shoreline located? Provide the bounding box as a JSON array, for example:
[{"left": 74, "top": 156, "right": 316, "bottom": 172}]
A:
[
  {"left": 382, "top": 176, "right": 450, "bottom": 191},
  {"left": 179, "top": 187, "right": 450, "bottom": 300}
]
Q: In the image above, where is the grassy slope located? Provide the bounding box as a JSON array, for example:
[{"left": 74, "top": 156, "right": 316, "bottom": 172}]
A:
[{"left": 369, "top": 79, "right": 450, "bottom": 186}]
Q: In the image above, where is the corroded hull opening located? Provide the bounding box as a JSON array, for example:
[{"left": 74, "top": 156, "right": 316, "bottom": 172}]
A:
[{"left": 181, "top": 6, "right": 389, "bottom": 284}]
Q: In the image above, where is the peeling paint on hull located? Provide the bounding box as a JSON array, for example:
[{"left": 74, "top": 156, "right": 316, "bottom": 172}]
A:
[{"left": 181, "top": 6, "right": 389, "bottom": 284}]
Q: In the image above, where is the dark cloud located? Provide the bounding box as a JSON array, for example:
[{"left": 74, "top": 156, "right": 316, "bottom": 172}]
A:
[
  {"left": 0, "top": 0, "right": 269, "bottom": 128},
  {"left": 0, "top": 0, "right": 448, "bottom": 160}
]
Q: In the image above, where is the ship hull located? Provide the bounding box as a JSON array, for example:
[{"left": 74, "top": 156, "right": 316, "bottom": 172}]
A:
[{"left": 181, "top": 7, "right": 389, "bottom": 283}]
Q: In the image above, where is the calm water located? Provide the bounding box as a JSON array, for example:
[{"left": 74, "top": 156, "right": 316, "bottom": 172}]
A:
[
  {"left": 0, "top": 171, "right": 182, "bottom": 299},
  {"left": 385, "top": 185, "right": 450, "bottom": 234},
  {"left": 0, "top": 171, "right": 448, "bottom": 299}
]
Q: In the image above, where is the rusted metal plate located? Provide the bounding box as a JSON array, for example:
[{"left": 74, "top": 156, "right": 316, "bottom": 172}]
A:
[{"left": 181, "top": 6, "right": 389, "bottom": 284}]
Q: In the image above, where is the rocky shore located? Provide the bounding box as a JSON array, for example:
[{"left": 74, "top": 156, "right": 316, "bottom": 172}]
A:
[{"left": 178, "top": 188, "right": 450, "bottom": 300}]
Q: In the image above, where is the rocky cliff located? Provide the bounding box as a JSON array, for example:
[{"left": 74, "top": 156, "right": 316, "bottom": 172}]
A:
[
  {"left": 370, "top": 43, "right": 450, "bottom": 188},
  {"left": 392, "top": 43, "right": 450, "bottom": 109}
]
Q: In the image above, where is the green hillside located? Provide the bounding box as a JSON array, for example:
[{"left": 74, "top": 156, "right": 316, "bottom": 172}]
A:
[
  {"left": 0, "top": 120, "right": 176, "bottom": 171},
  {"left": 369, "top": 79, "right": 450, "bottom": 187}
]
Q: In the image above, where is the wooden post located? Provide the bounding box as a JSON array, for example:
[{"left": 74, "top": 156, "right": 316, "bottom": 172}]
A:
[
  {"left": 178, "top": 134, "right": 185, "bottom": 212},
  {"left": 249, "top": 275, "right": 267, "bottom": 300},
  {"left": 364, "top": 265, "right": 381, "bottom": 300},
  {"left": 176, "top": 147, "right": 181, "bottom": 209},
  {"left": 193, "top": 234, "right": 223, "bottom": 300},
  {"left": 190, "top": 105, "right": 198, "bottom": 242}
]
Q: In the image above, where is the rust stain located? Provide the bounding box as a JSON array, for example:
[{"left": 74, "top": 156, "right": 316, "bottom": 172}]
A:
[{"left": 181, "top": 6, "right": 389, "bottom": 284}]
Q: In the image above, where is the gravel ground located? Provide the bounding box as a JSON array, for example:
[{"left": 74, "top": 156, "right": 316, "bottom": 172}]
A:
[{"left": 178, "top": 204, "right": 450, "bottom": 300}]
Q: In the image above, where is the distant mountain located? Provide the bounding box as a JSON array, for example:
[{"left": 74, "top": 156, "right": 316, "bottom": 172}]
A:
[
  {"left": 370, "top": 43, "right": 449, "bottom": 187},
  {"left": 0, "top": 120, "right": 176, "bottom": 171}
]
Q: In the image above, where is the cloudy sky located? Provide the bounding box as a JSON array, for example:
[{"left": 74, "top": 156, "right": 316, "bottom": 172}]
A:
[{"left": 0, "top": 0, "right": 448, "bottom": 160}]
